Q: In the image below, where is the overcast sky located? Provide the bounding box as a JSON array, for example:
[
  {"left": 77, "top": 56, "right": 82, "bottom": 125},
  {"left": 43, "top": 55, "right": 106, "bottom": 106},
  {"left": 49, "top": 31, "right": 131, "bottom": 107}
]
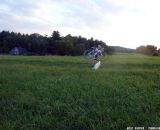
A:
[{"left": 0, "top": 0, "right": 160, "bottom": 49}]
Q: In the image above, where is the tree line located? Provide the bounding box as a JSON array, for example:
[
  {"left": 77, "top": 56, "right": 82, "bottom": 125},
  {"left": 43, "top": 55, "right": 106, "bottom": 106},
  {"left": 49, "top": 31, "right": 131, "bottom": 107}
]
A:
[
  {"left": 0, "top": 30, "right": 113, "bottom": 55},
  {"left": 136, "top": 45, "right": 160, "bottom": 56}
]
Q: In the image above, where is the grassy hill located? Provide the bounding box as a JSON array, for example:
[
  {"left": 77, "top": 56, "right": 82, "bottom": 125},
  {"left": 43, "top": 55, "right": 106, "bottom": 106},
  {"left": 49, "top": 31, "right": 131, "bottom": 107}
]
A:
[
  {"left": 0, "top": 53, "right": 160, "bottom": 130},
  {"left": 111, "top": 46, "right": 136, "bottom": 53}
]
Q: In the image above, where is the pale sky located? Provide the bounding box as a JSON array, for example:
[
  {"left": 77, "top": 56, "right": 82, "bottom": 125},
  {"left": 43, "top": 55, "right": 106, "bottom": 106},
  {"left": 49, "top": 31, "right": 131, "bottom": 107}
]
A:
[{"left": 0, "top": 0, "right": 160, "bottom": 49}]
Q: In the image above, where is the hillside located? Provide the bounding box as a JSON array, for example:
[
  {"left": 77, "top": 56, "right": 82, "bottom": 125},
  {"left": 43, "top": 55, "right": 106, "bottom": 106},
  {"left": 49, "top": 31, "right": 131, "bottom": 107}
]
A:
[{"left": 111, "top": 46, "right": 136, "bottom": 53}]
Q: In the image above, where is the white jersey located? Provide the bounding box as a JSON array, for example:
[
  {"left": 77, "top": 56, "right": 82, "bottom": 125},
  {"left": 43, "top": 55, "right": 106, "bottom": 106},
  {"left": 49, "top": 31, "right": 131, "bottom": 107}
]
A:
[{"left": 93, "top": 48, "right": 102, "bottom": 58}]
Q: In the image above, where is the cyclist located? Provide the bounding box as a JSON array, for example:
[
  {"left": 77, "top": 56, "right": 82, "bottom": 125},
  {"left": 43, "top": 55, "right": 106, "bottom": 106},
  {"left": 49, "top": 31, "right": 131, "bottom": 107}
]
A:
[{"left": 92, "top": 45, "right": 103, "bottom": 66}]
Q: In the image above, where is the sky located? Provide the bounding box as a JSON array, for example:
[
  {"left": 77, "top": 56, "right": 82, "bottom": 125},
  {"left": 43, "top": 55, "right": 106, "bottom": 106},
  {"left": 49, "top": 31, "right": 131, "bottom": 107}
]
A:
[{"left": 0, "top": 0, "right": 160, "bottom": 49}]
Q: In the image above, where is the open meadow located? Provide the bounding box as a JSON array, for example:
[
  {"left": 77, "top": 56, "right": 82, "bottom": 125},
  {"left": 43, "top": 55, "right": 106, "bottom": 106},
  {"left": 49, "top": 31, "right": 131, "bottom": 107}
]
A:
[{"left": 0, "top": 53, "right": 160, "bottom": 130}]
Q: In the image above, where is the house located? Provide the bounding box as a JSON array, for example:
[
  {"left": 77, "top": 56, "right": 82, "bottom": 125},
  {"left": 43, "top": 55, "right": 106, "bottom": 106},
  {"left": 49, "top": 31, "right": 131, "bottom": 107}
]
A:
[{"left": 10, "top": 47, "right": 27, "bottom": 55}]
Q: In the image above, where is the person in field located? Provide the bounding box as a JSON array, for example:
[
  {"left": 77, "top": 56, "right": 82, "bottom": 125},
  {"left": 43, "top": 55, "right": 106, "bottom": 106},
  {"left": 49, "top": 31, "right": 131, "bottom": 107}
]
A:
[{"left": 92, "top": 45, "right": 103, "bottom": 66}]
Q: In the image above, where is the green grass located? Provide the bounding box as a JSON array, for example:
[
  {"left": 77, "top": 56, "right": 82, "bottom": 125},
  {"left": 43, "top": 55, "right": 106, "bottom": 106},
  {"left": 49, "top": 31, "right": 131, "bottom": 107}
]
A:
[{"left": 0, "top": 53, "right": 160, "bottom": 130}]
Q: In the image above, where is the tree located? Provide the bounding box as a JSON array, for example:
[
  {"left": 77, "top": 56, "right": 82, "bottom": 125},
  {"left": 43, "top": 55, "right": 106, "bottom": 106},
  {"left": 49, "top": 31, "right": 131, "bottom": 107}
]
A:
[
  {"left": 71, "top": 44, "right": 85, "bottom": 56},
  {"left": 57, "top": 35, "right": 74, "bottom": 55},
  {"left": 51, "top": 31, "right": 60, "bottom": 41},
  {"left": 136, "top": 45, "right": 158, "bottom": 56},
  {"left": 158, "top": 48, "right": 160, "bottom": 55},
  {"left": 136, "top": 45, "right": 146, "bottom": 54},
  {"left": 48, "top": 31, "right": 61, "bottom": 54},
  {"left": 146, "top": 45, "right": 158, "bottom": 56},
  {"left": 0, "top": 30, "right": 113, "bottom": 55}
]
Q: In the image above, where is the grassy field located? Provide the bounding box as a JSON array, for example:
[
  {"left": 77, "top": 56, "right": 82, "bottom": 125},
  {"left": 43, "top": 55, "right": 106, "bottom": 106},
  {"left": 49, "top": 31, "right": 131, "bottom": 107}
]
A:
[{"left": 0, "top": 53, "right": 160, "bottom": 130}]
